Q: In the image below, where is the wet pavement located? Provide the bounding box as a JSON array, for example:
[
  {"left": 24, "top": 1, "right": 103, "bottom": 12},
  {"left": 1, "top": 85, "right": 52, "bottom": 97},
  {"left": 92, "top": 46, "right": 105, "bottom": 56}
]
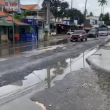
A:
[
  {"left": 0, "top": 36, "right": 109, "bottom": 109},
  {"left": 0, "top": 38, "right": 68, "bottom": 58},
  {"left": 31, "top": 68, "right": 109, "bottom": 110},
  {"left": 0, "top": 48, "right": 97, "bottom": 106},
  {"left": 0, "top": 37, "right": 103, "bottom": 58}
]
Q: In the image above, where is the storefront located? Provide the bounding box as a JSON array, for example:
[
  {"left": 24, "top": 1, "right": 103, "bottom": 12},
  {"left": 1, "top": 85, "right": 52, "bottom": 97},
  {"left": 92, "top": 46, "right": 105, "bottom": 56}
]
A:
[
  {"left": 56, "top": 23, "right": 70, "bottom": 34},
  {"left": 84, "top": 22, "right": 93, "bottom": 32},
  {"left": 21, "top": 18, "right": 39, "bottom": 42},
  {"left": 0, "top": 20, "right": 13, "bottom": 44}
]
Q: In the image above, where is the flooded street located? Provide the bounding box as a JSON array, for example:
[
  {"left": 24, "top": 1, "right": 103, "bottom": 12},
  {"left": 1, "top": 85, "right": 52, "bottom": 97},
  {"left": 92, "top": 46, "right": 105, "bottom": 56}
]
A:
[
  {"left": 0, "top": 36, "right": 108, "bottom": 109},
  {"left": 0, "top": 48, "right": 97, "bottom": 102}
]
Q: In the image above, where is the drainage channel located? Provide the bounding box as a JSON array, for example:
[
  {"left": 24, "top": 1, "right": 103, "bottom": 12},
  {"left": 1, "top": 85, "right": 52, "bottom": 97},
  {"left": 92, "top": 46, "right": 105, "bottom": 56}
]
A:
[{"left": 0, "top": 48, "right": 97, "bottom": 106}]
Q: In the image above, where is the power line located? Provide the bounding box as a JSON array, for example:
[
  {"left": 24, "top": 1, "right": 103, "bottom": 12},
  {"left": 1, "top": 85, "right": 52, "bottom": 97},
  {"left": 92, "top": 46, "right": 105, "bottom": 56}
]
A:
[
  {"left": 74, "top": 0, "right": 101, "bottom": 15},
  {"left": 37, "top": 0, "right": 41, "bottom": 4}
]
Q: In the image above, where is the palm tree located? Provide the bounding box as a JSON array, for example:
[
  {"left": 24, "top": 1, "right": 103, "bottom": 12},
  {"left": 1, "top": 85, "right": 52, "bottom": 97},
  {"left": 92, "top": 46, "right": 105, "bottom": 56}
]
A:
[{"left": 98, "top": 0, "right": 107, "bottom": 14}]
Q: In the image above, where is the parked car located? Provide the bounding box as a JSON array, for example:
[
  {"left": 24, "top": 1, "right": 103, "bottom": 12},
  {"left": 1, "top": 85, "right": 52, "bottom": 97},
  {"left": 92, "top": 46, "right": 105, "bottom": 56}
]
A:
[
  {"left": 87, "top": 29, "right": 98, "bottom": 38},
  {"left": 67, "top": 30, "right": 74, "bottom": 35},
  {"left": 98, "top": 28, "right": 108, "bottom": 36},
  {"left": 108, "top": 28, "right": 110, "bottom": 35},
  {"left": 70, "top": 30, "right": 87, "bottom": 42},
  {"left": 107, "top": 26, "right": 110, "bottom": 35}
]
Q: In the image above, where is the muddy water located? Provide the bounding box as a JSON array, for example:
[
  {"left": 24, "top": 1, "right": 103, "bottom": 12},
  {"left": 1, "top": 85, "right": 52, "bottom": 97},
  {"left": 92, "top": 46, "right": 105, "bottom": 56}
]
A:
[{"left": 0, "top": 48, "right": 97, "bottom": 98}]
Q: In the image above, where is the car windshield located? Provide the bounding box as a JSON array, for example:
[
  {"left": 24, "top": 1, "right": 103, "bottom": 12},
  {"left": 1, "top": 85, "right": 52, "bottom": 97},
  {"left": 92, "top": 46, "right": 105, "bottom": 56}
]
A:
[
  {"left": 89, "top": 30, "right": 96, "bottom": 32},
  {"left": 99, "top": 28, "right": 107, "bottom": 31},
  {"left": 74, "top": 31, "right": 83, "bottom": 34},
  {"left": 90, "top": 29, "right": 96, "bottom": 32}
]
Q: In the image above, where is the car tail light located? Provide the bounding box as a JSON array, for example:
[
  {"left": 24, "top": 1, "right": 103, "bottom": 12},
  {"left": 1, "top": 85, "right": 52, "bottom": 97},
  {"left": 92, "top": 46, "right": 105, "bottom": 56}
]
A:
[
  {"left": 79, "top": 35, "right": 82, "bottom": 37},
  {"left": 70, "top": 35, "right": 73, "bottom": 38}
]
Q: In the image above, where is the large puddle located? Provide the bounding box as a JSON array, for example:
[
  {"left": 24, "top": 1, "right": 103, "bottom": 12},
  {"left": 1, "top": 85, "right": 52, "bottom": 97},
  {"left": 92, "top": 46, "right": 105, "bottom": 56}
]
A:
[{"left": 0, "top": 48, "right": 97, "bottom": 98}]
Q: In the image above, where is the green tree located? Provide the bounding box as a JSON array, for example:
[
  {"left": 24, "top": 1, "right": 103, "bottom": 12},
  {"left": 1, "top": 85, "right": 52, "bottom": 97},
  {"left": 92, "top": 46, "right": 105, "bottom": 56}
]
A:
[
  {"left": 42, "top": 0, "right": 69, "bottom": 21},
  {"left": 90, "top": 12, "right": 93, "bottom": 16},
  {"left": 84, "top": 9, "right": 88, "bottom": 17},
  {"left": 99, "top": 13, "right": 104, "bottom": 20},
  {"left": 14, "top": 10, "right": 31, "bottom": 21},
  {"left": 102, "top": 13, "right": 110, "bottom": 25},
  {"left": 67, "top": 8, "right": 85, "bottom": 25},
  {"left": 99, "top": 13, "right": 110, "bottom": 25},
  {"left": 98, "top": 0, "right": 108, "bottom": 14}
]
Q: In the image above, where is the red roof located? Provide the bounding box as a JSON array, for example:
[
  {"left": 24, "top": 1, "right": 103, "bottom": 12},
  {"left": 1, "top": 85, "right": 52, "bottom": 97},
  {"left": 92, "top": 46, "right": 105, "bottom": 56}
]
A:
[
  {"left": 0, "top": 0, "right": 38, "bottom": 10},
  {"left": 0, "top": 11, "right": 6, "bottom": 16},
  {"left": 0, "top": 0, "right": 4, "bottom": 5},
  {"left": 14, "top": 20, "right": 29, "bottom": 25},
  {"left": 7, "top": 16, "right": 29, "bottom": 25},
  {"left": 20, "top": 4, "right": 38, "bottom": 9},
  {"left": 7, "top": 16, "right": 12, "bottom": 21}
]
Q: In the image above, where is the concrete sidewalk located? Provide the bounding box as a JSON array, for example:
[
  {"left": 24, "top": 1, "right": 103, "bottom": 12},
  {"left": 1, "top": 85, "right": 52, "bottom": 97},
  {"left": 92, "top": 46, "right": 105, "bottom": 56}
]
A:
[{"left": 86, "top": 41, "right": 110, "bottom": 73}]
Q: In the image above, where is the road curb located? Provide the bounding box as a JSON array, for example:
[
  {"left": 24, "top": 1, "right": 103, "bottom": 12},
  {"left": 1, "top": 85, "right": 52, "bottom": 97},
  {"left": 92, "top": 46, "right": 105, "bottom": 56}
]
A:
[
  {"left": 98, "top": 37, "right": 110, "bottom": 49},
  {"left": 86, "top": 37, "right": 110, "bottom": 73},
  {"left": 86, "top": 57, "right": 110, "bottom": 74}
]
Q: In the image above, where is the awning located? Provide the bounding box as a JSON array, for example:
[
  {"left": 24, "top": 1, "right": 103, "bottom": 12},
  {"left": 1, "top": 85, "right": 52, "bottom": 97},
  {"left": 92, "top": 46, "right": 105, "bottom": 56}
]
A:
[
  {"left": 14, "top": 20, "right": 29, "bottom": 26},
  {"left": 0, "top": 11, "right": 7, "bottom": 17},
  {"left": 7, "top": 16, "right": 29, "bottom": 26},
  {"left": 0, "top": 20, "right": 13, "bottom": 26}
]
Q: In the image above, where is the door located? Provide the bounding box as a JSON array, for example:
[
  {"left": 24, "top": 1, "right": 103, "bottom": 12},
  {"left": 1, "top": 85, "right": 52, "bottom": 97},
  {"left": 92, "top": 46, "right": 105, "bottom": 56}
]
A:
[{"left": 8, "top": 27, "right": 13, "bottom": 41}]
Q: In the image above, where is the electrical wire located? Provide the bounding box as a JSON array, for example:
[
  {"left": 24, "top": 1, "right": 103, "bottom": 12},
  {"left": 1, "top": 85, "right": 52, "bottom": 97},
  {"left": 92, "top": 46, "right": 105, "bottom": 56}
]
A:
[{"left": 37, "top": 0, "right": 41, "bottom": 4}]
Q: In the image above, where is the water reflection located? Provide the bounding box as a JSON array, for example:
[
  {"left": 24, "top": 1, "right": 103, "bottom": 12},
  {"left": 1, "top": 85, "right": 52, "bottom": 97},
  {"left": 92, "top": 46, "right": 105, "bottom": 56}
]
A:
[
  {"left": 0, "top": 59, "right": 69, "bottom": 97},
  {"left": 0, "top": 48, "right": 96, "bottom": 97},
  {"left": 46, "top": 60, "right": 68, "bottom": 88},
  {"left": 0, "top": 39, "right": 68, "bottom": 57},
  {"left": 11, "top": 80, "right": 23, "bottom": 86}
]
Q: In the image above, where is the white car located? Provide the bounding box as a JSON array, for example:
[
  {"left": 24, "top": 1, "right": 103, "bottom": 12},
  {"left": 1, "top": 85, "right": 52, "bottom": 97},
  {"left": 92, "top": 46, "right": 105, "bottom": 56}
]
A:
[
  {"left": 98, "top": 28, "right": 108, "bottom": 36},
  {"left": 67, "top": 30, "right": 74, "bottom": 35}
]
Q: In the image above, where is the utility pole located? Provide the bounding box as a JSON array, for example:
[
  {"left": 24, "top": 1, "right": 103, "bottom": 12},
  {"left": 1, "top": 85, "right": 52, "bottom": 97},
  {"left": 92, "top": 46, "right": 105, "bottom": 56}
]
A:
[
  {"left": 47, "top": 0, "right": 50, "bottom": 27},
  {"left": 71, "top": 0, "right": 73, "bottom": 26},
  {"left": 18, "top": 0, "right": 20, "bottom": 12},
  {"left": 47, "top": 66, "right": 51, "bottom": 88},
  {"left": 46, "top": 0, "right": 50, "bottom": 39},
  {"left": 84, "top": 0, "right": 87, "bottom": 18},
  {"left": 84, "top": 0, "right": 88, "bottom": 29},
  {"left": 71, "top": 0, "right": 73, "bottom": 9},
  {"left": 12, "top": 12, "right": 15, "bottom": 44}
]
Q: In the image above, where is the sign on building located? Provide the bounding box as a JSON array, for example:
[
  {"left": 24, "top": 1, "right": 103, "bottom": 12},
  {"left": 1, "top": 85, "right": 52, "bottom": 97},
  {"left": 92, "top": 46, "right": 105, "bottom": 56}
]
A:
[{"left": 4, "top": 0, "right": 20, "bottom": 12}]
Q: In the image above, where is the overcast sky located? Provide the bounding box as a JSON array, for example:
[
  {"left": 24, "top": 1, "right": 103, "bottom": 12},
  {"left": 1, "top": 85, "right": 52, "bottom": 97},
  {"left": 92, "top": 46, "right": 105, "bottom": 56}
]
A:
[{"left": 20, "top": 0, "right": 110, "bottom": 16}]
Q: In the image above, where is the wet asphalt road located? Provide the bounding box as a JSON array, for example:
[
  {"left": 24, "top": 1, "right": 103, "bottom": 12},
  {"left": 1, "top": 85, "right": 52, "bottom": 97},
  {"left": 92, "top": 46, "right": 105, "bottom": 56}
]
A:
[
  {"left": 0, "top": 37, "right": 107, "bottom": 87},
  {"left": 31, "top": 68, "right": 109, "bottom": 110}
]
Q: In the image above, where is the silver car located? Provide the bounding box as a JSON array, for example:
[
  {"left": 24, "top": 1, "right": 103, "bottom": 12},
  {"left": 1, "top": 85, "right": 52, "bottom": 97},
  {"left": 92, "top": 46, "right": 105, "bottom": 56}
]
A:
[
  {"left": 108, "top": 28, "right": 110, "bottom": 35},
  {"left": 98, "top": 28, "right": 108, "bottom": 36}
]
